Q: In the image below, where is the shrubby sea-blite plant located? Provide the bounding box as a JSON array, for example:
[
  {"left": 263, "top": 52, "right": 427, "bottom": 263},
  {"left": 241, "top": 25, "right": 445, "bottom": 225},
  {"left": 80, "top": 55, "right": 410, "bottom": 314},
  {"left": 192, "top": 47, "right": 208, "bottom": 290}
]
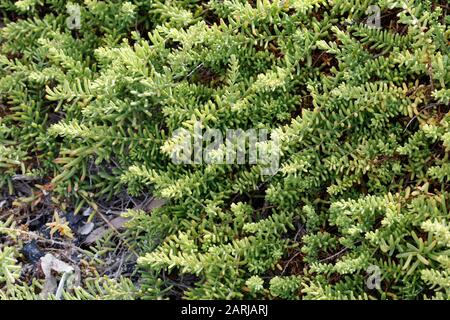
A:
[{"left": 1, "top": 0, "right": 450, "bottom": 300}]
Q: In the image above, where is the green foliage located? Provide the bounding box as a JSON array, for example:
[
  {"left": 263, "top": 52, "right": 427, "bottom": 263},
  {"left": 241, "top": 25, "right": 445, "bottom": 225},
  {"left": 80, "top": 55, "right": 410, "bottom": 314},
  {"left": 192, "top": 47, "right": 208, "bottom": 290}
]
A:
[
  {"left": 269, "top": 276, "right": 301, "bottom": 299},
  {"left": 1, "top": 0, "right": 449, "bottom": 300},
  {"left": 0, "top": 246, "right": 21, "bottom": 289},
  {"left": 60, "top": 276, "right": 140, "bottom": 300}
]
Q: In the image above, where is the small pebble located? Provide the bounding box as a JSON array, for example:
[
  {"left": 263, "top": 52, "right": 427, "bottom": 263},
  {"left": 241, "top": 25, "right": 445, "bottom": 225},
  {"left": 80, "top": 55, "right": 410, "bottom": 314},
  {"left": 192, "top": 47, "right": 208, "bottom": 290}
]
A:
[
  {"left": 78, "top": 222, "right": 95, "bottom": 235},
  {"left": 22, "top": 241, "right": 44, "bottom": 263}
]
